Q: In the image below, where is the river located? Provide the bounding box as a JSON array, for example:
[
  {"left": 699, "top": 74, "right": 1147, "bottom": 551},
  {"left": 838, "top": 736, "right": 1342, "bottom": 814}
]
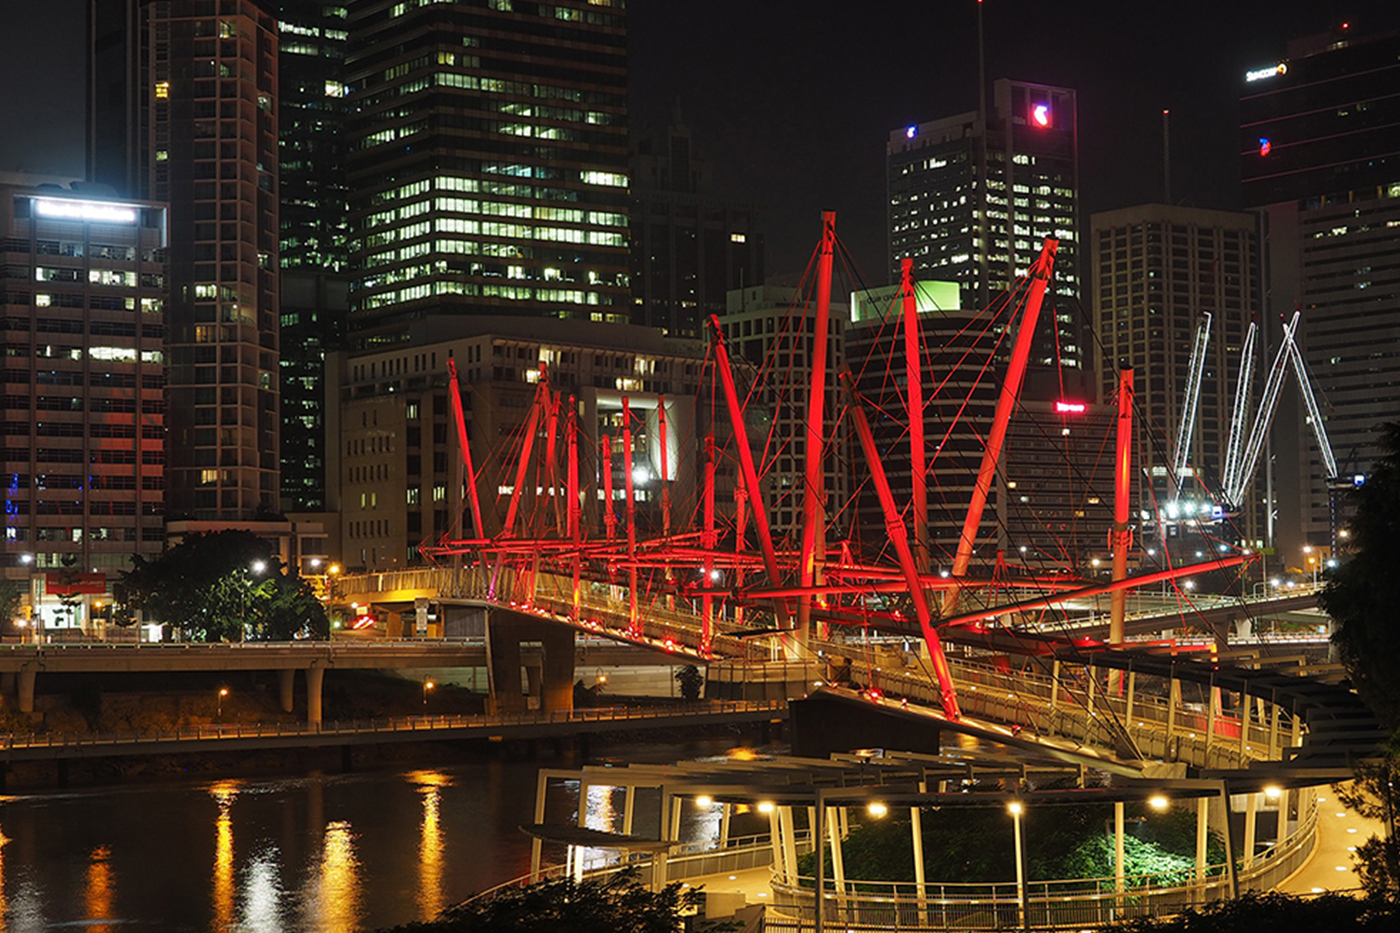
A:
[{"left": 0, "top": 739, "right": 746, "bottom": 932}]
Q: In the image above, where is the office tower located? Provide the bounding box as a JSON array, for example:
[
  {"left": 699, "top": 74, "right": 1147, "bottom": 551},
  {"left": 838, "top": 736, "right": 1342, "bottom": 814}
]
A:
[
  {"left": 1, "top": 182, "right": 167, "bottom": 621},
  {"left": 1241, "top": 26, "right": 1400, "bottom": 551},
  {"left": 629, "top": 114, "right": 764, "bottom": 339},
  {"left": 718, "top": 285, "right": 848, "bottom": 543},
  {"left": 141, "top": 1, "right": 282, "bottom": 520},
  {"left": 278, "top": 1, "right": 350, "bottom": 512},
  {"left": 343, "top": 0, "right": 630, "bottom": 339},
  {"left": 888, "top": 79, "right": 1085, "bottom": 397},
  {"left": 327, "top": 316, "right": 701, "bottom": 571},
  {"left": 1090, "top": 205, "right": 1263, "bottom": 547}
]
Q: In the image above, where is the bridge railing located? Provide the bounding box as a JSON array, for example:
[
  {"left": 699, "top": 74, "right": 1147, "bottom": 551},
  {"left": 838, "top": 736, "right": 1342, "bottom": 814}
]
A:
[{"left": 0, "top": 699, "right": 788, "bottom": 753}]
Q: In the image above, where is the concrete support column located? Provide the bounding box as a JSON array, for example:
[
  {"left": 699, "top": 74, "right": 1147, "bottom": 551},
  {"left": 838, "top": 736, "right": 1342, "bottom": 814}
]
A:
[
  {"left": 530, "top": 773, "right": 548, "bottom": 882},
  {"left": 719, "top": 803, "right": 731, "bottom": 848},
  {"left": 1196, "top": 796, "right": 1209, "bottom": 887},
  {"left": 652, "top": 789, "right": 670, "bottom": 893},
  {"left": 485, "top": 624, "right": 524, "bottom": 715},
  {"left": 540, "top": 625, "right": 575, "bottom": 713},
  {"left": 1275, "top": 789, "right": 1289, "bottom": 849},
  {"left": 827, "top": 806, "right": 846, "bottom": 918},
  {"left": 306, "top": 665, "right": 324, "bottom": 726},
  {"left": 1114, "top": 801, "right": 1126, "bottom": 894},
  {"left": 1243, "top": 792, "right": 1258, "bottom": 870},
  {"left": 278, "top": 669, "right": 295, "bottom": 713},
  {"left": 622, "top": 786, "right": 636, "bottom": 836},
  {"left": 779, "top": 806, "right": 799, "bottom": 889},
  {"left": 17, "top": 667, "right": 36, "bottom": 714}
]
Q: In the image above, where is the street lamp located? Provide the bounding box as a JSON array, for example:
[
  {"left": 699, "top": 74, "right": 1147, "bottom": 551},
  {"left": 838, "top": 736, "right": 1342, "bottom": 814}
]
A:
[
  {"left": 217, "top": 686, "right": 229, "bottom": 720},
  {"left": 422, "top": 680, "right": 435, "bottom": 709},
  {"left": 1007, "top": 801, "right": 1029, "bottom": 932},
  {"left": 242, "top": 561, "right": 267, "bottom": 642}
]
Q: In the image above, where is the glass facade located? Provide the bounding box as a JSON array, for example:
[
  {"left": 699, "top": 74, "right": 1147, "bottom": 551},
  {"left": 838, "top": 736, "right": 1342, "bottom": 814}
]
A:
[{"left": 344, "top": 0, "right": 630, "bottom": 338}]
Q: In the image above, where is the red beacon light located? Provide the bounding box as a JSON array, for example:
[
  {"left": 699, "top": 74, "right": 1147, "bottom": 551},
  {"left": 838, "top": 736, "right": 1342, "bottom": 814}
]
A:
[
  {"left": 1259, "top": 137, "right": 1272, "bottom": 157},
  {"left": 1031, "top": 103, "right": 1051, "bottom": 128}
]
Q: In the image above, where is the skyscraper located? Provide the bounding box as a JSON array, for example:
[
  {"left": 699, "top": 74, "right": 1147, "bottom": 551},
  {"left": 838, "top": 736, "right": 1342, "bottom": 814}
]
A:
[
  {"left": 1090, "top": 204, "right": 1263, "bottom": 547},
  {"left": 629, "top": 114, "right": 763, "bottom": 340},
  {"left": 343, "top": 0, "right": 630, "bottom": 340},
  {"left": 1241, "top": 26, "right": 1400, "bottom": 551},
  {"left": 278, "top": 1, "right": 350, "bottom": 513},
  {"left": 1, "top": 181, "right": 167, "bottom": 609},
  {"left": 887, "top": 79, "right": 1085, "bottom": 396},
  {"left": 141, "top": 0, "right": 282, "bottom": 521}
]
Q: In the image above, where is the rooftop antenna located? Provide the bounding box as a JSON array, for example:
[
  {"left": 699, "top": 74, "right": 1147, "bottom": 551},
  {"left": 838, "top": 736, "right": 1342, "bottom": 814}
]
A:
[{"left": 1162, "top": 109, "right": 1172, "bottom": 204}]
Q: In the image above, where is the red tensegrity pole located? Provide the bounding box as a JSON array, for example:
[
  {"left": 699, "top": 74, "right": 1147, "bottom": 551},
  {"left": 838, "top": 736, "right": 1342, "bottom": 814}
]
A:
[
  {"left": 702, "top": 434, "right": 716, "bottom": 654},
  {"left": 623, "top": 397, "right": 639, "bottom": 635},
  {"left": 544, "top": 390, "right": 563, "bottom": 536},
  {"left": 943, "top": 239, "right": 1058, "bottom": 617},
  {"left": 503, "top": 368, "right": 548, "bottom": 538},
  {"left": 902, "top": 257, "right": 929, "bottom": 575},
  {"left": 567, "top": 397, "right": 581, "bottom": 623},
  {"left": 658, "top": 395, "right": 671, "bottom": 537},
  {"left": 446, "top": 357, "right": 485, "bottom": 541},
  {"left": 799, "top": 211, "right": 836, "bottom": 641},
  {"left": 844, "top": 371, "right": 961, "bottom": 720},
  {"left": 601, "top": 434, "right": 616, "bottom": 542},
  {"left": 707, "top": 315, "right": 791, "bottom": 630},
  {"left": 1110, "top": 369, "right": 1134, "bottom": 650}
]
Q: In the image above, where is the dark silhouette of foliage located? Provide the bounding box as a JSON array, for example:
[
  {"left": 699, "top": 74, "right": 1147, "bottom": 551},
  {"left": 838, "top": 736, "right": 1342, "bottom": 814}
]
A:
[
  {"left": 0, "top": 578, "right": 23, "bottom": 634},
  {"left": 1334, "top": 731, "right": 1400, "bottom": 898},
  {"left": 675, "top": 664, "right": 704, "bottom": 701},
  {"left": 378, "top": 866, "right": 725, "bottom": 933},
  {"left": 1098, "top": 890, "right": 1398, "bottom": 932},
  {"left": 1320, "top": 422, "right": 1400, "bottom": 729},
  {"left": 115, "top": 531, "right": 328, "bottom": 641}
]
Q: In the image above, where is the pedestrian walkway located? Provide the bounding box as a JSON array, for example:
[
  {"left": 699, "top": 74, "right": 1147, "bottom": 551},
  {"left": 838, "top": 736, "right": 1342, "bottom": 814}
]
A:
[{"left": 1277, "top": 782, "right": 1384, "bottom": 896}]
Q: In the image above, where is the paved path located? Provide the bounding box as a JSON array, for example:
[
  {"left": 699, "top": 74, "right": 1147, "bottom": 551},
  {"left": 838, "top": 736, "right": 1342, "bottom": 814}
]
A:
[{"left": 1277, "top": 781, "right": 1384, "bottom": 895}]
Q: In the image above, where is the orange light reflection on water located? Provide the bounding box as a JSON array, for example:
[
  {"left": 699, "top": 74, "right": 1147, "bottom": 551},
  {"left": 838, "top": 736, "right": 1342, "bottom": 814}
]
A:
[
  {"left": 209, "top": 780, "right": 240, "bottom": 933},
  {"left": 409, "top": 770, "right": 450, "bottom": 920},
  {"left": 85, "top": 846, "right": 114, "bottom": 933},
  {"left": 308, "top": 821, "right": 362, "bottom": 932}
]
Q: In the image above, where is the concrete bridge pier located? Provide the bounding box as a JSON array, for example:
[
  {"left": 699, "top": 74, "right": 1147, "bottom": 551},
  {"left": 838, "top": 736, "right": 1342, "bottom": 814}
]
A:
[
  {"left": 17, "top": 666, "right": 36, "bottom": 714},
  {"left": 278, "top": 670, "right": 295, "bottom": 714},
  {"left": 306, "top": 665, "right": 325, "bottom": 726},
  {"left": 485, "top": 613, "right": 575, "bottom": 715}
]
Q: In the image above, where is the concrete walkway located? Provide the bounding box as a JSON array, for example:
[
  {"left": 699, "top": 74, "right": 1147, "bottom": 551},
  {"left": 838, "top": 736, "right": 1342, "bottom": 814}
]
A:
[{"left": 1277, "top": 782, "right": 1384, "bottom": 896}]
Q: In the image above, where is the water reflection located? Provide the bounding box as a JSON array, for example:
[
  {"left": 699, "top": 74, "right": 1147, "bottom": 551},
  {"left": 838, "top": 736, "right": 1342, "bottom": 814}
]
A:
[
  {"left": 408, "top": 770, "right": 450, "bottom": 920},
  {"left": 85, "top": 846, "right": 114, "bottom": 933},
  {"left": 241, "top": 845, "right": 284, "bottom": 932},
  {"left": 300, "top": 820, "right": 362, "bottom": 932},
  {"left": 210, "top": 780, "right": 240, "bottom": 932}
]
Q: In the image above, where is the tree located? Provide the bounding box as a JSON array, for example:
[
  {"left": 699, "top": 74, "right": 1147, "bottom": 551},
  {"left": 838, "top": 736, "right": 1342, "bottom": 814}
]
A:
[
  {"left": 115, "top": 531, "right": 328, "bottom": 642},
  {"left": 675, "top": 664, "right": 704, "bottom": 701},
  {"left": 1320, "top": 422, "right": 1400, "bottom": 730},
  {"left": 1099, "top": 890, "right": 1397, "bottom": 932},
  {"left": 0, "top": 578, "right": 23, "bottom": 634},
  {"left": 379, "top": 867, "right": 720, "bottom": 933}
]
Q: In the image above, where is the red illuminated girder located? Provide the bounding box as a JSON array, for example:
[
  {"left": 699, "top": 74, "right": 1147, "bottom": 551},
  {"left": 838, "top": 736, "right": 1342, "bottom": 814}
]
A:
[
  {"left": 446, "top": 356, "right": 485, "bottom": 540},
  {"left": 844, "top": 370, "right": 962, "bottom": 720},
  {"left": 938, "top": 554, "right": 1249, "bottom": 629},
  {"left": 1109, "top": 368, "right": 1134, "bottom": 653},
  {"left": 601, "top": 434, "right": 616, "bottom": 542},
  {"left": 799, "top": 211, "right": 837, "bottom": 640},
  {"left": 943, "top": 239, "right": 1058, "bottom": 617},
  {"left": 702, "top": 434, "right": 717, "bottom": 654},
  {"left": 707, "top": 315, "right": 791, "bottom": 630},
  {"left": 622, "top": 397, "right": 640, "bottom": 636},
  {"left": 544, "top": 389, "right": 563, "bottom": 536},
  {"left": 502, "top": 368, "right": 548, "bottom": 538},
  {"left": 901, "top": 257, "right": 930, "bottom": 574},
  {"left": 567, "top": 397, "right": 581, "bottom": 623}
]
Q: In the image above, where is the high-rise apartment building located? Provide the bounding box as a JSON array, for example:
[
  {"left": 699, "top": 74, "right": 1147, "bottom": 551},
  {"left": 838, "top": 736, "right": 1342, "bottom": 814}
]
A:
[
  {"left": 1, "top": 182, "right": 167, "bottom": 617},
  {"left": 140, "top": 0, "right": 282, "bottom": 520},
  {"left": 630, "top": 115, "right": 763, "bottom": 340},
  {"left": 1241, "top": 26, "right": 1400, "bottom": 552},
  {"left": 1091, "top": 204, "right": 1263, "bottom": 547},
  {"left": 343, "top": 0, "right": 630, "bottom": 340},
  {"left": 888, "top": 78, "right": 1085, "bottom": 396},
  {"left": 278, "top": 1, "right": 350, "bottom": 512}
]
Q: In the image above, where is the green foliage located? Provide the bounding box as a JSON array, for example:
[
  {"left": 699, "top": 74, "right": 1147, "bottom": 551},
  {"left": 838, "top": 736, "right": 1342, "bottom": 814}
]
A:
[
  {"left": 1099, "top": 890, "right": 1399, "bottom": 932},
  {"left": 0, "top": 577, "right": 23, "bottom": 630},
  {"left": 1320, "top": 422, "right": 1400, "bottom": 729},
  {"left": 675, "top": 664, "right": 704, "bottom": 701},
  {"left": 115, "top": 531, "right": 328, "bottom": 642},
  {"left": 378, "top": 866, "right": 720, "bottom": 933},
  {"left": 797, "top": 803, "right": 1223, "bottom": 887}
]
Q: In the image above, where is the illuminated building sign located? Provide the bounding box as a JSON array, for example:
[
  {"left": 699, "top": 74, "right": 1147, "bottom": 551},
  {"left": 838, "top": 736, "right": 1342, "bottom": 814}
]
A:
[
  {"left": 1259, "top": 137, "right": 1272, "bottom": 156},
  {"left": 1055, "top": 400, "right": 1086, "bottom": 414},
  {"left": 1245, "top": 62, "right": 1287, "bottom": 82},
  {"left": 33, "top": 198, "right": 139, "bottom": 225},
  {"left": 1031, "top": 103, "right": 1051, "bottom": 127},
  {"left": 905, "top": 125, "right": 918, "bottom": 139}
]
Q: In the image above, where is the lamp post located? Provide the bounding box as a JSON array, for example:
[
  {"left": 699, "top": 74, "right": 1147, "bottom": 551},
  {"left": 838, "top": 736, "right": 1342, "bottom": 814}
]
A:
[
  {"left": 423, "top": 680, "right": 435, "bottom": 710},
  {"left": 1008, "top": 801, "right": 1029, "bottom": 933},
  {"left": 217, "top": 686, "right": 228, "bottom": 720},
  {"left": 242, "top": 560, "right": 266, "bottom": 641}
]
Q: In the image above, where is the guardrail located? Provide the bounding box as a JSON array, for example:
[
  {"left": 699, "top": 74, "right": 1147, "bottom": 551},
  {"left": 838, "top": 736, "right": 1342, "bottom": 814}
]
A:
[{"left": 0, "top": 699, "right": 787, "bottom": 755}]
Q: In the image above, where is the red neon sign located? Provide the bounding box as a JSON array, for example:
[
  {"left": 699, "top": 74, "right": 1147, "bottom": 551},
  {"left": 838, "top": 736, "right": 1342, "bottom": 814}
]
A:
[
  {"left": 1032, "top": 103, "right": 1051, "bottom": 127},
  {"left": 1055, "top": 400, "right": 1087, "bottom": 414}
]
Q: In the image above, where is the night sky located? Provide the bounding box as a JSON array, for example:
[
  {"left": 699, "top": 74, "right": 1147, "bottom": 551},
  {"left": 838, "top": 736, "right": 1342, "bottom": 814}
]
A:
[{"left": 5, "top": 1, "right": 1399, "bottom": 283}]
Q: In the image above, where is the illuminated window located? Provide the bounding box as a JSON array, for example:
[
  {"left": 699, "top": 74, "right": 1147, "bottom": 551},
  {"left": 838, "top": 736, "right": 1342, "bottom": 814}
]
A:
[
  {"left": 155, "top": 81, "right": 169, "bottom": 99},
  {"left": 730, "top": 232, "right": 746, "bottom": 243}
]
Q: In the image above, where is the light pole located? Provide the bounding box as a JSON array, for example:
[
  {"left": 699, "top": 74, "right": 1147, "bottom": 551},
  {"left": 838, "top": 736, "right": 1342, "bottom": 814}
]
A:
[
  {"left": 242, "top": 560, "right": 267, "bottom": 641},
  {"left": 217, "top": 686, "right": 228, "bottom": 720},
  {"left": 1304, "top": 545, "right": 1317, "bottom": 588},
  {"left": 1008, "top": 801, "right": 1029, "bottom": 933},
  {"left": 422, "top": 680, "right": 435, "bottom": 710}
]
